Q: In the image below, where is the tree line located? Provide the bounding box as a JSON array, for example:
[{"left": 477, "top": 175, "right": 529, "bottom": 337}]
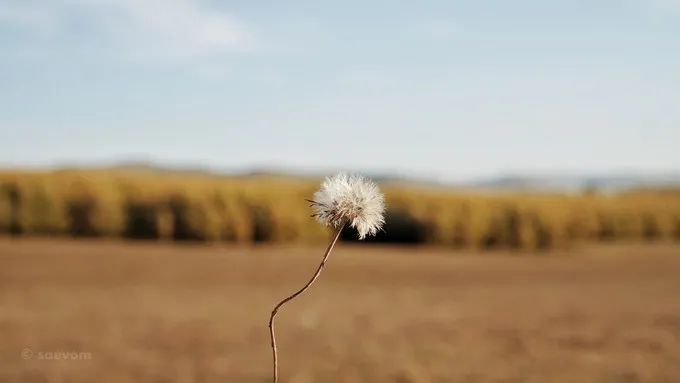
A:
[{"left": 1, "top": 170, "right": 679, "bottom": 250}]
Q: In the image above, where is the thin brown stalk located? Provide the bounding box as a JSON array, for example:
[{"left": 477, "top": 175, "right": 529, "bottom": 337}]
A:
[{"left": 268, "top": 224, "right": 345, "bottom": 383}]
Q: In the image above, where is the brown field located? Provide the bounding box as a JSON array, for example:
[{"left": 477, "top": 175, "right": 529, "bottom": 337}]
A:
[{"left": 1, "top": 239, "right": 679, "bottom": 383}]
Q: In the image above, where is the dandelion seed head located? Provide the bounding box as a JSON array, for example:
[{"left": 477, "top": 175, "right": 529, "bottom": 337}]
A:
[{"left": 310, "top": 173, "right": 385, "bottom": 240}]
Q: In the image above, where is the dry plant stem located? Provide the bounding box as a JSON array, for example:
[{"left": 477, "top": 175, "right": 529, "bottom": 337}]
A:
[{"left": 268, "top": 224, "right": 345, "bottom": 383}]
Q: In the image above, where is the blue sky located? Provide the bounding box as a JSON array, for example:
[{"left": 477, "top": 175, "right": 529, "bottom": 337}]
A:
[{"left": 1, "top": 0, "right": 678, "bottom": 181}]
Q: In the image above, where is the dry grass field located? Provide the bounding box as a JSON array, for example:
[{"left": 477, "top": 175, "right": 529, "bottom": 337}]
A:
[{"left": 1, "top": 239, "right": 679, "bottom": 383}]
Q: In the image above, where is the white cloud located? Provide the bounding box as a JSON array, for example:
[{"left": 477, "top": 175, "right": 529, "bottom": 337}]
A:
[
  {"left": 633, "top": 0, "right": 680, "bottom": 18},
  {"left": 651, "top": 0, "right": 680, "bottom": 11},
  {"left": 0, "top": 0, "right": 253, "bottom": 59},
  {"left": 0, "top": 1, "right": 60, "bottom": 32}
]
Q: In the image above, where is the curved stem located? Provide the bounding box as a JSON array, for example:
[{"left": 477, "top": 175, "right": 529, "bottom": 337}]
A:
[{"left": 269, "top": 225, "right": 345, "bottom": 383}]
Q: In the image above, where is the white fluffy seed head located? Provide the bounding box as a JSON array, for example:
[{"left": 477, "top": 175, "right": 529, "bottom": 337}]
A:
[{"left": 310, "top": 173, "right": 385, "bottom": 240}]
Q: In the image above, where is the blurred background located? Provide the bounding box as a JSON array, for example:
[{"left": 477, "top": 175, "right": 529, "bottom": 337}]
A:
[{"left": 1, "top": 1, "right": 679, "bottom": 382}]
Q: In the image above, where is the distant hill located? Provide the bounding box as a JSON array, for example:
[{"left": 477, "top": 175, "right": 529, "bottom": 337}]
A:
[
  {"left": 101, "top": 164, "right": 680, "bottom": 192},
  {"left": 3, "top": 161, "right": 679, "bottom": 192},
  {"left": 469, "top": 173, "right": 680, "bottom": 192}
]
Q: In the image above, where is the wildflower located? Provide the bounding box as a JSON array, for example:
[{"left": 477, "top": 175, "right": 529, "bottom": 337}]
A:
[
  {"left": 309, "top": 173, "right": 385, "bottom": 239},
  {"left": 268, "top": 173, "right": 385, "bottom": 383}
]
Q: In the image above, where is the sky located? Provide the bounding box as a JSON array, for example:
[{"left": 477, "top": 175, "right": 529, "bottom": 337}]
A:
[{"left": 1, "top": 0, "right": 679, "bottom": 181}]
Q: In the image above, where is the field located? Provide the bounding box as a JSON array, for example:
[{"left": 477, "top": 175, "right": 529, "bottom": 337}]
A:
[{"left": 1, "top": 239, "right": 680, "bottom": 383}]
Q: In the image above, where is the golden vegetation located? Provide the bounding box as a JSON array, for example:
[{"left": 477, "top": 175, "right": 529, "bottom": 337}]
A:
[{"left": 1, "top": 170, "right": 679, "bottom": 249}]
